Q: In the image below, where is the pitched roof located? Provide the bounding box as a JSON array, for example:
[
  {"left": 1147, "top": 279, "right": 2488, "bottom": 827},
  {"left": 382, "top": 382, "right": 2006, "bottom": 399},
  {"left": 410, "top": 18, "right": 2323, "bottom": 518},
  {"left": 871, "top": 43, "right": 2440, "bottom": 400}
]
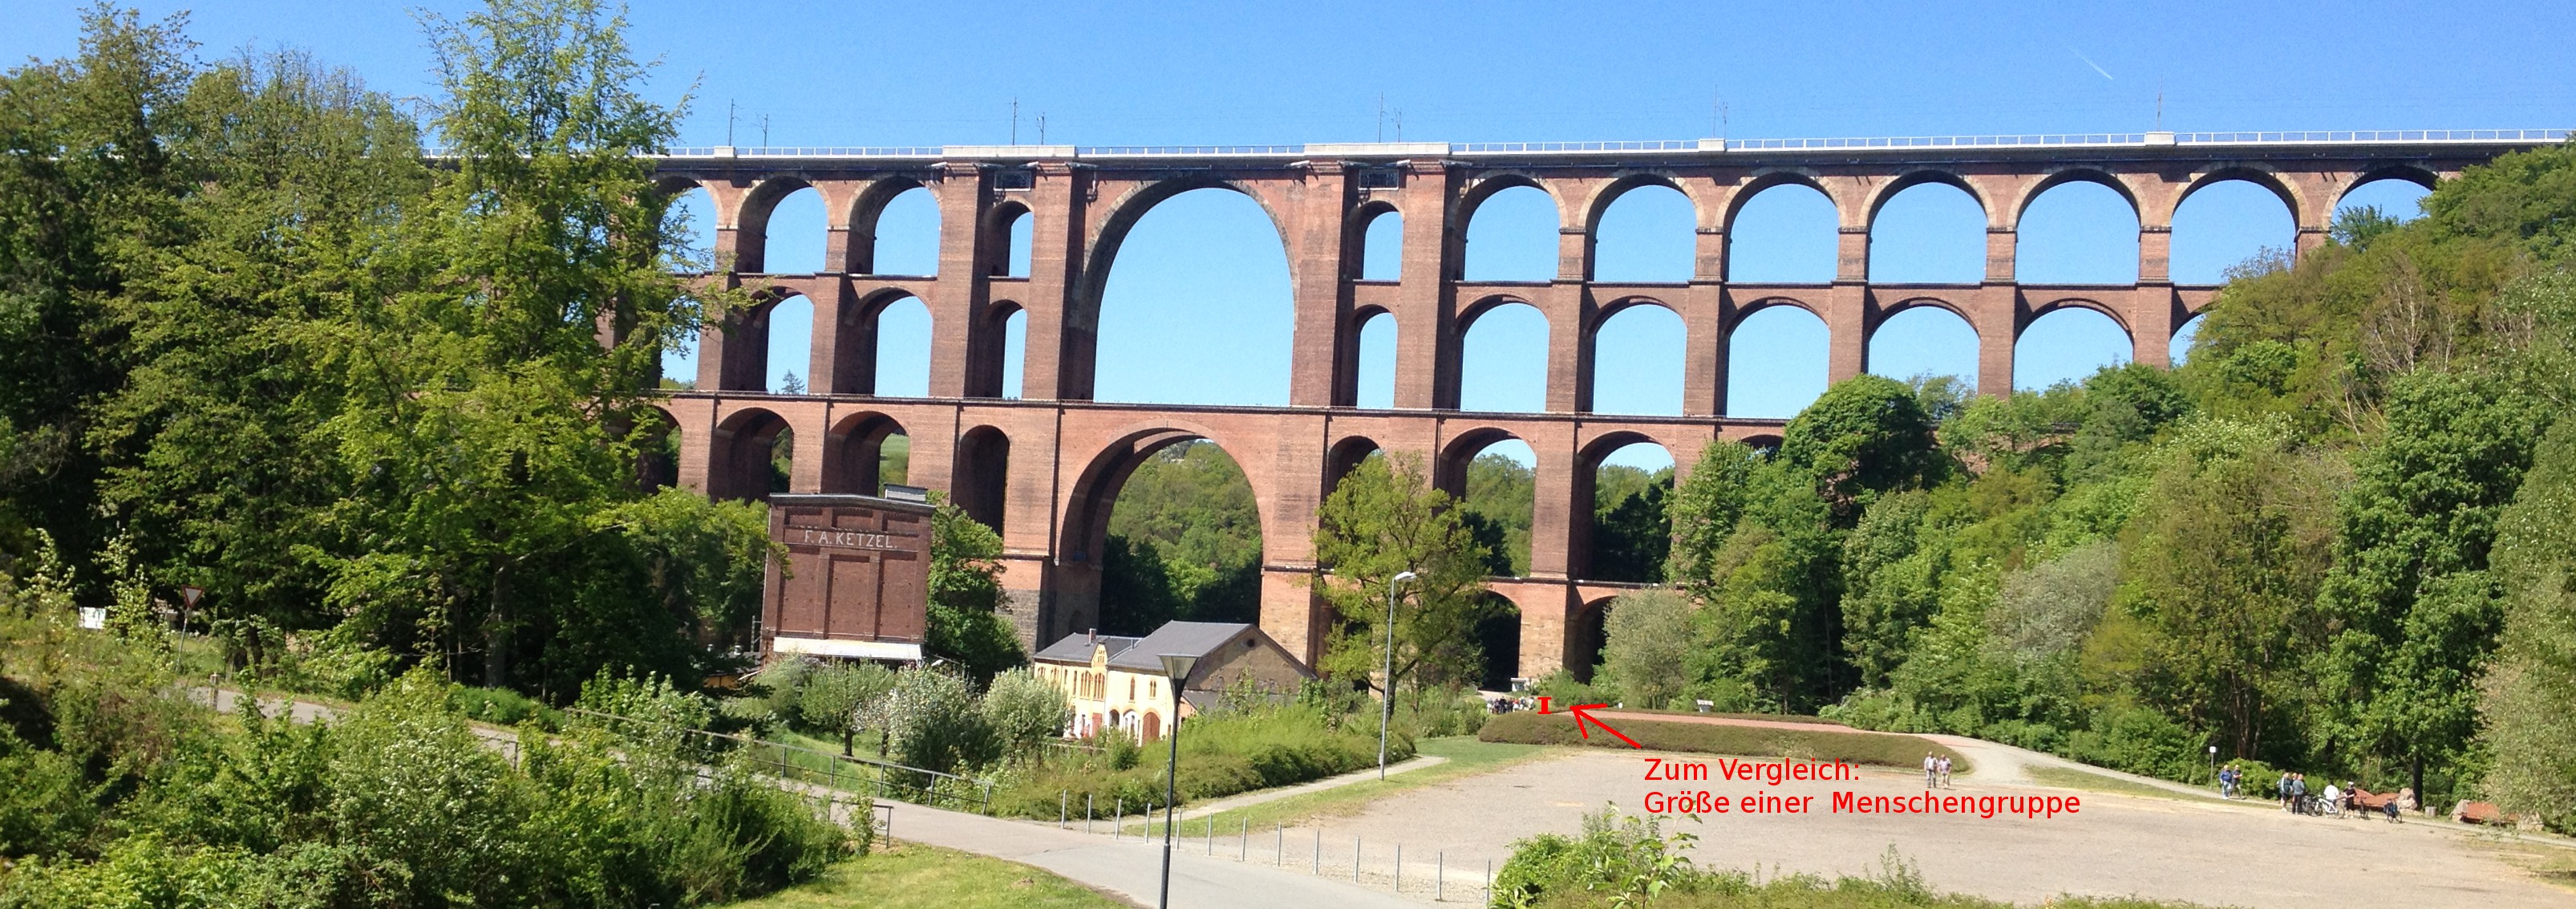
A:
[
  {"left": 1108, "top": 621, "right": 1255, "bottom": 672},
  {"left": 1031, "top": 632, "right": 1141, "bottom": 664}
]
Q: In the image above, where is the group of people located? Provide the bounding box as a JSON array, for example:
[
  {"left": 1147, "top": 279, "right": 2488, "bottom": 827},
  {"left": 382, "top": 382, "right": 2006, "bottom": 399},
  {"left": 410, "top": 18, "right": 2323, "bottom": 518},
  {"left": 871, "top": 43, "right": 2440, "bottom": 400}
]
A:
[
  {"left": 2217, "top": 764, "right": 2411, "bottom": 821},
  {"left": 1920, "top": 753, "right": 1954, "bottom": 789}
]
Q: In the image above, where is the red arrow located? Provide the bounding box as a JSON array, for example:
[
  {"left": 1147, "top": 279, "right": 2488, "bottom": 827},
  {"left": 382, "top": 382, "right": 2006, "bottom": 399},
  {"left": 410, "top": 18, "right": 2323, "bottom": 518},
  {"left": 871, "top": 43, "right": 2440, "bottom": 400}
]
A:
[{"left": 1569, "top": 704, "right": 1641, "bottom": 749}]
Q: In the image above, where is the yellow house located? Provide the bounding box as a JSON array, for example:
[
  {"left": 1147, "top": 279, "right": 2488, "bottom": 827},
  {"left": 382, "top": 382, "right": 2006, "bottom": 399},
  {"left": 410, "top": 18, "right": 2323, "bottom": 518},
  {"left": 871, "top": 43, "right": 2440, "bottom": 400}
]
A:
[{"left": 1031, "top": 621, "right": 1312, "bottom": 742}]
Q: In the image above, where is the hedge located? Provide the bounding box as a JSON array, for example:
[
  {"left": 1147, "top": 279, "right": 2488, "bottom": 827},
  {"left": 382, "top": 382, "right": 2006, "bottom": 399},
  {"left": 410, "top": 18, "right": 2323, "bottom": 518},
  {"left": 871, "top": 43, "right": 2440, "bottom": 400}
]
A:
[{"left": 1478, "top": 712, "right": 1968, "bottom": 772}]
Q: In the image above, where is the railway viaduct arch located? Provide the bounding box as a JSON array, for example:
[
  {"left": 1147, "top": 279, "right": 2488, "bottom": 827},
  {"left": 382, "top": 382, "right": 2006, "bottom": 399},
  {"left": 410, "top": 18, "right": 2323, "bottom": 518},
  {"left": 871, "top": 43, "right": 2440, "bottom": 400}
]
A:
[{"left": 647, "top": 131, "right": 2555, "bottom": 680}]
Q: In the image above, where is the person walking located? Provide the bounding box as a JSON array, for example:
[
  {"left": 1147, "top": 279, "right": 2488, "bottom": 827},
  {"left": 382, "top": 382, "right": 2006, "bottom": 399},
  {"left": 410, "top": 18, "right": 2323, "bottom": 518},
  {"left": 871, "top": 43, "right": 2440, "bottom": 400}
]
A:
[
  {"left": 1923, "top": 753, "right": 1938, "bottom": 789},
  {"left": 2219, "top": 764, "right": 2238, "bottom": 799},
  {"left": 2290, "top": 773, "right": 2309, "bottom": 814},
  {"left": 1936, "top": 755, "right": 1952, "bottom": 789}
]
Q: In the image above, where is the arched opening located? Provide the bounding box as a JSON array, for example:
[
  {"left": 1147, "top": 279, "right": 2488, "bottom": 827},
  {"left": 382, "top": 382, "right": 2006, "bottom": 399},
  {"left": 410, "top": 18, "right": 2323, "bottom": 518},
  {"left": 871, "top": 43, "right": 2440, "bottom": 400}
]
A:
[
  {"left": 1868, "top": 304, "right": 1979, "bottom": 388},
  {"left": 824, "top": 412, "right": 909, "bottom": 495},
  {"left": 1463, "top": 185, "right": 1558, "bottom": 282},
  {"left": 2016, "top": 179, "right": 2140, "bottom": 284},
  {"left": 711, "top": 408, "right": 792, "bottom": 501},
  {"left": 762, "top": 186, "right": 828, "bottom": 274},
  {"left": 662, "top": 184, "right": 719, "bottom": 272},
  {"left": 1001, "top": 307, "right": 1028, "bottom": 399},
  {"left": 1359, "top": 208, "right": 1403, "bottom": 281},
  {"left": 1091, "top": 439, "right": 1263, "bottom": 635},
  {"left": 1727, "top": 182, "right": 1837, "bottom": 282},
  {"left": 2172, "top": 177, "right": 2295, "bottom": 284},
  {"left": 1726, "top": 304, "right": 1829, "bottom": 418},
  {"left": 1582, "top": 440, "right": 1673, "bottom": 583},
  {"left": 956, "top": 425, "right": 1010, "bottom": 534},
  {"left": 1324, "top": 436, "right": 1383, "bottom": 497},
  {"left": 662, "top": 326, "right": 699, "bottom": 391},
  {"left": 986, "top": 204, "right": 1034, "bottom": 277},
  {"left": 634, "top": 408, "right": 681, "bottom": 492},
  {"left": 2016, "top": 306, "right": 2132, "bottom": 390},
  {"left": 1460, "top": 301, "right": 1549, "bottom": 412},
  {"left": 1571, "top": 598, "right": 1611, "bottom": 684},
  {"left": 872, "top": 294, "right": 932, "bottom": 397},
  {"left": 1869, "top": 181, "right": 1985, "bottom": 283},
  {"left": 2335, "top": 175, "right": 2432, "bottom": 237},
  {"left": 1592, "top": 184, "right": 1693, "bottom": 282},
  {"left": 1440, "top": 433, "right": 1535, "bottom": 577},
  {"left": 2171, "top": 313, "right": 2206, "bottom": 365},
  {"left": 1141, "top": 711, "right": 1161, "bottom": 743},
  {"left": 1096, "top": 187, "right": 1293, "bottom": 405},
  {"left": 1354, "top": 310, "right": 1396, "bottom": 408},
  {"left": 766, "top": 295, "right": 815, "bottom": 394},
  {"left": 1589, "top": 302, "right": 1684, "bottom": 416},
  {"left": 1473, "top": 595, "right": 1522, "bottom": 692},
  {"left": 865, "top": 185, "right": 941, "bottom": 277}
]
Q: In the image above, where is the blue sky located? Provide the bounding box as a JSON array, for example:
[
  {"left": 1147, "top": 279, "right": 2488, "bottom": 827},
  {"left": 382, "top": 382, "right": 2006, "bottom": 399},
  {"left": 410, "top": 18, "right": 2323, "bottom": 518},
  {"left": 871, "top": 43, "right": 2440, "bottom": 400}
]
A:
[{"left": 9, "top": 1, "right": 2570, "bottom": 472}]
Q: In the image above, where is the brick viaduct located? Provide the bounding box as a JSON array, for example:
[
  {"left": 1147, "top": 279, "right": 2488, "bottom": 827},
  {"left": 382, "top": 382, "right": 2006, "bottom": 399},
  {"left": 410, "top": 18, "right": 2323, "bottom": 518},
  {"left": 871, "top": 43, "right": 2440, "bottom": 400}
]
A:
[{"left": 645, "top": 131, "right": 2557, "bottom": 681}]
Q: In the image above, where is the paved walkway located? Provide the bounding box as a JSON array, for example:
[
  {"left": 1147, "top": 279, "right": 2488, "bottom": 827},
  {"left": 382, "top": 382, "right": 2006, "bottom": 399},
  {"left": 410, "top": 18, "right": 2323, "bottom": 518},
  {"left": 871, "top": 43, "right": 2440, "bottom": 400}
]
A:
[
  {"left": 887, "top": 801, "right": 1424, "bottom": 908},
  {"left": 1588, "top": 709, "right": 2225, "bottom": 797}
]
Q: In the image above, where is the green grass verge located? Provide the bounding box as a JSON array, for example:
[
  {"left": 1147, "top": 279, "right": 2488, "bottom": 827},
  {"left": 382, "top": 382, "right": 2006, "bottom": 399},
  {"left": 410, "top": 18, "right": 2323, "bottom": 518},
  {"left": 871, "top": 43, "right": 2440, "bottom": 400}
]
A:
[
  {"left": 1478, "top": 712, "right": 1967, "bottom": 772},
  {"left": 718, "top": 842, "right": 1131, "bottom": 909},
  {"left": 2023, "top": 765, "right": 2221, "bottom": 804},
  {"left": 1112, "top": 736, "right": 1546, "bottom": 837},
  {"left": 1533, "top": 878, "right": 2218, "bottom": 908},
  {"left": 1592, "top": 706, "right": 1852, "bottom": 726}
]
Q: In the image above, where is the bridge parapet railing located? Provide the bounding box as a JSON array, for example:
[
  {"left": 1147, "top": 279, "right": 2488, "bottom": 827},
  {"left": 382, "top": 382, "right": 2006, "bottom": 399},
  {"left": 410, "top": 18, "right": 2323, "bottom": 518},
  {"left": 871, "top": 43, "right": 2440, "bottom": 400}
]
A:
[{"left": 628, "top": 128, "right": 2569, "bottom": 164}]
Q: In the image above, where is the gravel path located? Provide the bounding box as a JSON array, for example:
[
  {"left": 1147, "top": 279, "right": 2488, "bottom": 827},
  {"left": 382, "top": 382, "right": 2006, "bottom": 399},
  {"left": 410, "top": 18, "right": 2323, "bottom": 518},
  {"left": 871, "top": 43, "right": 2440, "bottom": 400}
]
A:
[{"left": 1314, "top": 743, "right": 2574, "bottom": 908}]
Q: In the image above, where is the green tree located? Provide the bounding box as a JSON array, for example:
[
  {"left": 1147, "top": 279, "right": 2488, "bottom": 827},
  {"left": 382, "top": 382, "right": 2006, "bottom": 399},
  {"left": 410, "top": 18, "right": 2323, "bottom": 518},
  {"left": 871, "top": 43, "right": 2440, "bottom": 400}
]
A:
[
  {"left": 2481, "top": 417, "right": 2576, "bottom": 832},
  {"left": 2318, "top": 371, "right": 2553, "bottom": 799},
  {"left": 2121, "top": 419, "right": 2337, "bottom": 764},
  {"left": 981, "top": 668, "right": 1072, "bottom": 760},
  {"left": 1313, "top": 452, "right": 1500, "bottom": 695},
  {"left": 796, "top": 660, "right": 893, "bottom": 756},
  {"left": 1777, "top": 374, "right": 1949, "bottom": 523},
  {"left": 926, "top": 501, "right": 1024, "bottom": 682},
  {"left": 1598, "top": 590, "right": 1694, "bottom": 708}
]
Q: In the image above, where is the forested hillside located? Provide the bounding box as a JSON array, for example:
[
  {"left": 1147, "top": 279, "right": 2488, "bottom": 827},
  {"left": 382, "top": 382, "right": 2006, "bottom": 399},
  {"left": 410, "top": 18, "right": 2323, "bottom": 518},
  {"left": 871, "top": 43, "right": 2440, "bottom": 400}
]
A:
[{"left": 1589, "top": 141, "right": 2576, "bottom": 826}]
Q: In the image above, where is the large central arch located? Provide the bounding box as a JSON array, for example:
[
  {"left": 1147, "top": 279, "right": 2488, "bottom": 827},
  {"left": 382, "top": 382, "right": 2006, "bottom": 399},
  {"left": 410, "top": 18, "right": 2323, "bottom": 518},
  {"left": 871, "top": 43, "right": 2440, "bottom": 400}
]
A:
[{"left": 1064, "top": 178, "right": 1294, "bottom": 403}]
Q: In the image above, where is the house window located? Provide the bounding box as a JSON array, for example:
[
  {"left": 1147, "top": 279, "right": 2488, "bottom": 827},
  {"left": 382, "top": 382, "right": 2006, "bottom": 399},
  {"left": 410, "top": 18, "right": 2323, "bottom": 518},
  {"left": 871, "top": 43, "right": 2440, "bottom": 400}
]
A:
[
  {"left": 1128, "top": 676, "right": 1136, "bottom": 700},
  {"left": 1148, "top": 679, "right": 1158, "bottom": 699}
]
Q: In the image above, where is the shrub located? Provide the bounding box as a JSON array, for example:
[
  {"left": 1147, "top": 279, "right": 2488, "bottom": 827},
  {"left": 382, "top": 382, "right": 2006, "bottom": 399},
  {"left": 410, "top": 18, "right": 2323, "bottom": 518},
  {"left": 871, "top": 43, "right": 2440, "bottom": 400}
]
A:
[
  {"left": 1493, "top": 807, "right": 1697, "bottom": 909},
  {"left": 796, "top": 661, "right": 893, "bottom": 755},
  {"left": 450, "top": 685, "right": 563, "bottom": 729},
  {"left": 981, "top": 668, "right": 1071, "bottom": 760},
  {"left": 869, "top": 666, "right": 995, "bottom": 775},
  {"left": 990, "top": 700, "right": 1405, "bottom": 819}
]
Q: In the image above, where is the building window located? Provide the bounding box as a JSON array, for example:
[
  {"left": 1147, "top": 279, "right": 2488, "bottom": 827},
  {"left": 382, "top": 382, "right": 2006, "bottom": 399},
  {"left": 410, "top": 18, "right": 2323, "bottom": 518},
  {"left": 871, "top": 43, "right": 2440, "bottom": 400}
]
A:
[
  {"left": 1128, "top": 676, "right": 1136, "bottom": 700},
  {"left": 1148, "top": 679, "right": 1158, "bottom": 699}
]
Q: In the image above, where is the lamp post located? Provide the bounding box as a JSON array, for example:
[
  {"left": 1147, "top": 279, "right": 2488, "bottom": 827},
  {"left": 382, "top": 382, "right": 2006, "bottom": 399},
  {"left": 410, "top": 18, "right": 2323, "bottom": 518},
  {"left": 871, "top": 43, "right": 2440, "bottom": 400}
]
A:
[
  {"left": 1156, "top": 652, "right": 1199, "bottom": 909},
  {"left": 1380, "top": 570, "right": 1416, "bottom": 781}
]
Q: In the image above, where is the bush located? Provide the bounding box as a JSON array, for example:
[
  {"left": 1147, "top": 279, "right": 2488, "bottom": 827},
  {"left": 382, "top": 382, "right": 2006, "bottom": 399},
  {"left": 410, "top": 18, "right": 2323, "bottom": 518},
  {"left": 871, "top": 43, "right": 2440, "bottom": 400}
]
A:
[
  {"left": 449, "top": 685, "right": 563, "bottom": 729},
  {"left": 1493, "top": 807, "right": 1698, "bottom": 908},
  {"left": 1396, "top": 684, "right": 1488, "bottom": 738},
  {"left": 990, "top": 700, "right": 1405, "bottom": 819},
  {"left": 869, "top": 667, "right": 995, "bottom": 776},
  {"left": 1477, "top": 712, "right": 1965, "bottom": 771},
  {"left": 982, "top": 668, "right": 1072, "bottom": 760}
]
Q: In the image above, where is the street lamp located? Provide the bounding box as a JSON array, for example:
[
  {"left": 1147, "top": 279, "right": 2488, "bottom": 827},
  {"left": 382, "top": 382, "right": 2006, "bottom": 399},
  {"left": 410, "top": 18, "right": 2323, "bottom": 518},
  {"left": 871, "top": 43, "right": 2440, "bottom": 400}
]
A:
[
  {"left": 1156, "top": 652, "right": 1199, "bottom": 909},
  {"left": 1380, "top": 570, "right": 1417, "bottom": 781}
]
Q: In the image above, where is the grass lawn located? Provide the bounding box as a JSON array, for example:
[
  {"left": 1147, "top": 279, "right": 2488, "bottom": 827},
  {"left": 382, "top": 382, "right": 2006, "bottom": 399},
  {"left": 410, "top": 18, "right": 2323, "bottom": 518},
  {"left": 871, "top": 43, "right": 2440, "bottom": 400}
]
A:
[
  {"left": 2023, "top": 765, "right": 2258, "bottom": 810},
  {"left": 720, "top": 842, "right": 1132, "bottom": 909},
  {"left": 1478, "top": 712, "right": 1968, "bottom": 771},
  {"left": 1117, "top": 736, "right": 1547, "bottom": 837}
]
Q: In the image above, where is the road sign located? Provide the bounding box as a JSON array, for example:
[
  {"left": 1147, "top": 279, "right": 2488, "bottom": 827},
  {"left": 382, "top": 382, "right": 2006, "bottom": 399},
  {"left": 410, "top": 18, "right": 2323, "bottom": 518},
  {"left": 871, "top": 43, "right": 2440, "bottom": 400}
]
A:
[{"left": 180, "top": 585, "right": 204, "bottom": 607}]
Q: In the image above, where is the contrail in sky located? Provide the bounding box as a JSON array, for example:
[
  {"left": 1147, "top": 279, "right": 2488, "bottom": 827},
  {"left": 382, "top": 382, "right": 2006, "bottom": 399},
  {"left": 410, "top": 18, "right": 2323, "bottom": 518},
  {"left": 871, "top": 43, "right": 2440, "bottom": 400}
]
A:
[{"left": 2065, "top": 45, "right": 2115, "bottom": 80}]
